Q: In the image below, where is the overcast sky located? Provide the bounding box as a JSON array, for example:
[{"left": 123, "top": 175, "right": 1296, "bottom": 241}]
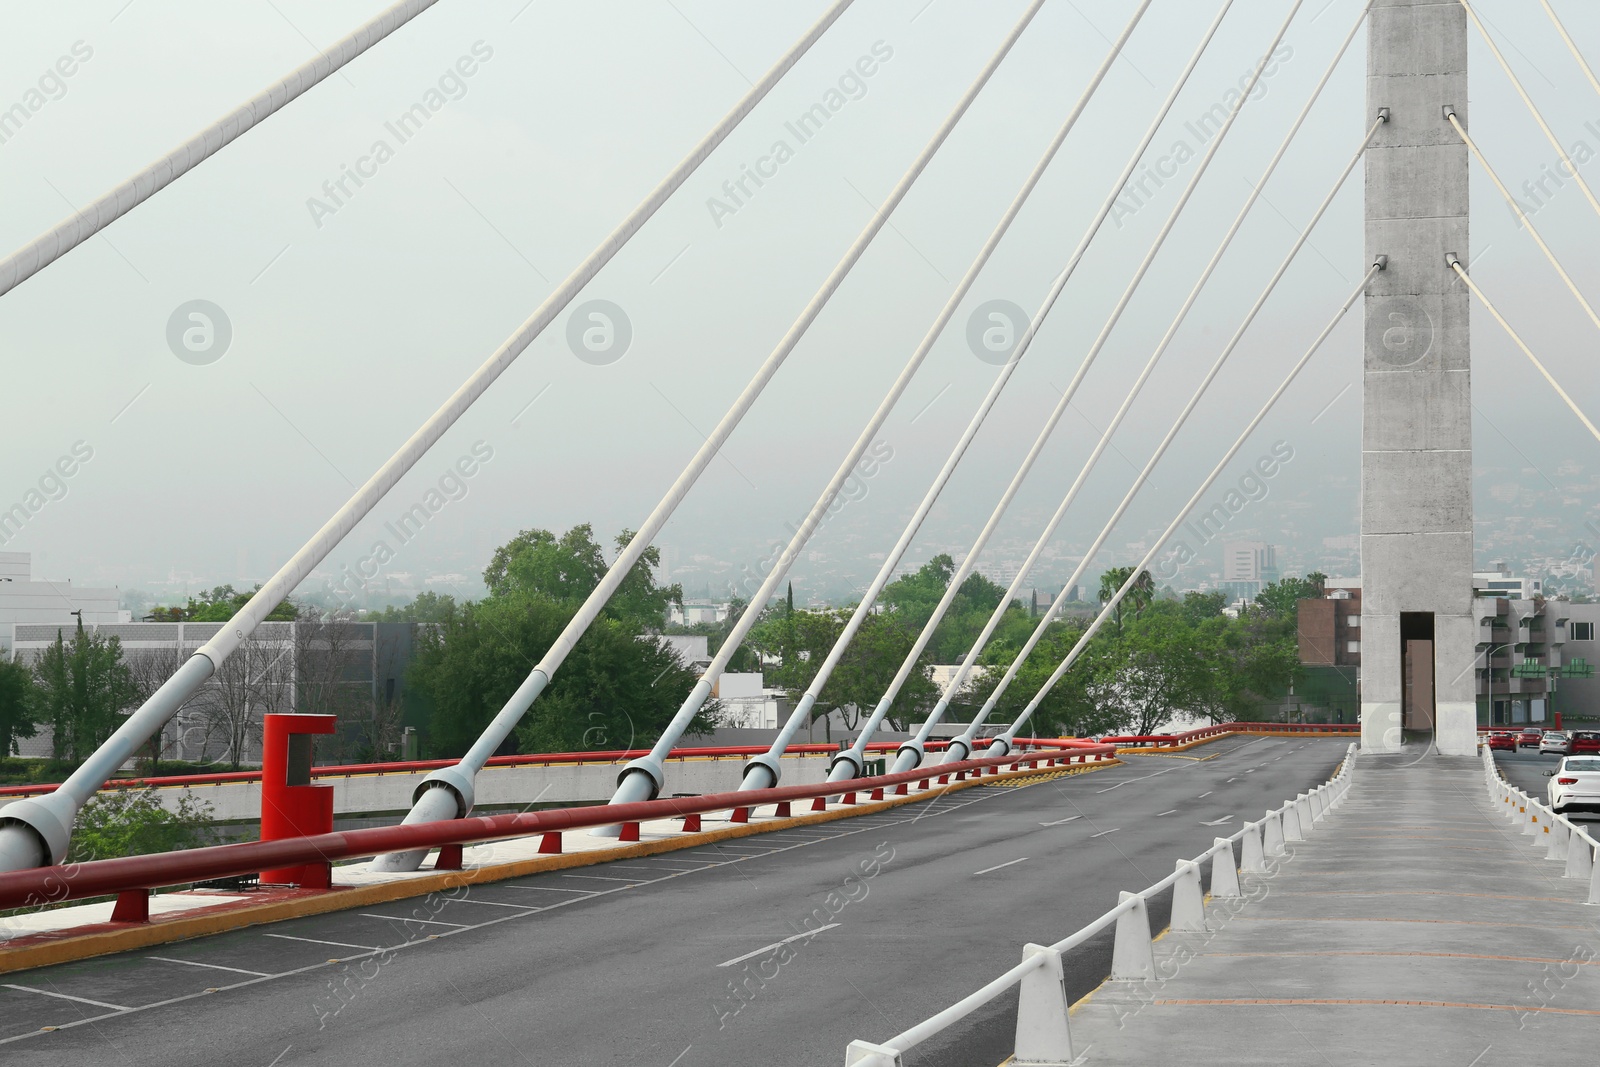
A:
[{"left": 2, "top": 0, "right": 1598, "bottom": 608}]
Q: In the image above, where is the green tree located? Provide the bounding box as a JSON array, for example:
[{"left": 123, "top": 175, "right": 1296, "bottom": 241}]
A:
[
  {"left": 149, "top": 585, "right": 299, "bottom": 623},
  {"left": 414, "top": 526, "right": 706, "bottom": 756},
  {"left": 1098, "top": 567, "right": 1155, "bottom": 635},
  {"left": 1178, "top": 589, "right": 1227, "bottom": 626},
  {"left": 0, "top": 656, "right": 39, "bottom": 756},
  {"left": 68, "top": 787, "right": 215, "bottom": 863},
  {"left": 365, "top": 591, "right": 457, "bottom": 623},
  {"left": 31, "top": 623, "right": 140, "bottom": 763},
  {"left": 1252, "top": 574, "right": 1325, "bottom": 619}
]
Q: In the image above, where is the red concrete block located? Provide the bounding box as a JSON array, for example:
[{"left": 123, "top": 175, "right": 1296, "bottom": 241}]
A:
[
  {"left": 619, "top": 822, "right": 640, "bottom": 843},
  {"left": 110, "top": 888, "right": 149, "bottom": 924},
  {"left": 539, "top": 831, "right": 564, "bottom": 854}
]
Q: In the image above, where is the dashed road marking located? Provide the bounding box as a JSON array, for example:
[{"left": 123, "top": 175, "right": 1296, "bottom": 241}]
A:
[
  {"left": 974, "top": 857, "right": 1030, "bottom": 875},
  {"left": 716, "top": 924, "right": 840, "bottom": 967}
]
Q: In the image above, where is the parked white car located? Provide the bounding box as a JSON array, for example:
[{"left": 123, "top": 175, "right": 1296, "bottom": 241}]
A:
[
  {"left": 1540, "top": 731, "right": 1571, "bottom": 755},
  {"left": 1547, "top": 756, "right": 1600, "bottom": 814}
]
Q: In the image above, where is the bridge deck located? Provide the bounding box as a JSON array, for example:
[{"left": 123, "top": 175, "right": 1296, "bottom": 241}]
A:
[{"left": 1068, "top": 753, "right": 1600, "bottom": 1066}]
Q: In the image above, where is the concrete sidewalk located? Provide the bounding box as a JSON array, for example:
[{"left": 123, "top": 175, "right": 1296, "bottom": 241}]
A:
[{"left": 1067, "top": 753, "right": 1600, "bottom": 1066}]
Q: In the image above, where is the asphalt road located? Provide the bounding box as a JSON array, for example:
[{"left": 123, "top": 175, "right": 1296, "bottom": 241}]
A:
[
  {"left": 0, "top": 736, "right": 1347, "bottom": 1067},
  {"left": 1494, "top": 745, "right": 1600, "bottom": 823}
]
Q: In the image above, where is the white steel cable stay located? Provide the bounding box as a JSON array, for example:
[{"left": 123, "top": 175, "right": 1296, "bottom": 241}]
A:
[
  {"left": 906, "top": 2, "right": 1370, "bottom": 769},
  {"left": 1446, "top": 256, "right": 1600, "bottom": 446},
  {"left": 1446, "top": 108, "right": 1600, "bottom": 334},
  {"left": 1459, "top": 0, "right": 1600, "bottom": 225},
  {"left": 0, "top": 0, "right": 859, "bottom": 874},
  {"left": 371, "top": 0, "right": 1051, "bottom": 867},
  {"left": 584, "top": 0, "right": 1158, "bottom": 806},
  {"left": 948, "top": 111, "right": 1383, "bottom": 760},
  {"left": 737, "top": 0, "right": 1239, "bottom": 791},
  {"left": 0, "top": 0, "right": 441, "bottom": 298},
  {"left": 836, "top": 0, "right": 1305, "bottom": 782},
  {"left": 994, "top": 260, "right": 1385, "bottom": 749},
  {"left": 1540, "top": 0, "right": 1600, "bottom": 102},
  {"left": 787, "top": 0, "right": 1235, "bottom": 783}
]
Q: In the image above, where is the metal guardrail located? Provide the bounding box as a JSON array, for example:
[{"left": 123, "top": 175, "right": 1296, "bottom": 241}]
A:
[
  {"left": 0, "top": 740, "right": 978, "bottom": 799},
  {"left": 0, "top": 742, "right": 1114, "bottom": 915},
  {"left": 1481, "top": 742, "right": 1600, "bottom": 904},
  {"left": 1103, "top": 721, "right": 1359, "bottom": 748},
  {"left": 844, "top": 742, "right": 1359, "bottom": 1065}
]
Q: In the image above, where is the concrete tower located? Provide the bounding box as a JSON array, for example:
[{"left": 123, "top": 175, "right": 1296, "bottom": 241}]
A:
[{"left": 1361, "top": 0, "right": 1476, "bottom": 755}]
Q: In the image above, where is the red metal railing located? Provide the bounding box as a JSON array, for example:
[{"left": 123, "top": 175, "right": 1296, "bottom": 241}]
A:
[
  {"left": 0, "top": 740, "right": 977, "bottom": 799},
  {"left": 0, "top": 742, "right": 1115, "bottom": 911},
  {"left": 1102, "top": 721, "right": 1359, "bottom": 748}
]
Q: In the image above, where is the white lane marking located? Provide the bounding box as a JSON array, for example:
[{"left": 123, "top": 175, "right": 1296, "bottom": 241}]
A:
[
  {"left": 3, "top": 984, "right": 128, "bottom": 1011},
  {"left": 559, "top": 874, "right": 637, "bottom": 883},
  {"left": 1039, "top": 816, "right": 1082, "bottom": 827},
  {"left": 145, "top": 956, "right": 270, "bottom": 977},
  {"left": 716, "top": 923, "right": 840, "bottom": 968},
  {"left": 1156, "top": 810, "right": 1179, "bottom": 817},
  {"left": 0, "top": 785, "right": 1007, "bottom": 1049},
  {"left": 1200, "top": 816, "right": 1234, "bottom": 826},
  {"left": 262, "top": 934, "right": 381, "bottom": 952},
  {"left": 439, "top": 898, "right": 541, "bottom": 910},
  {"left": 1096, "top": 781, "right": 1127, "bottom": 792},
  {"left": 974, "top": 857, "right": 1030, "bottom": 875},
  {"left": 360, "top": 913, "right": 468, "bottom": 928},
  {"left": 666, "top": 1046, "right": 693, "bottom": 1067},
  {"left": 1089, "top": 829, "right": 1120, "bottom": 839},
  {"left": 1197, "top": 792, "right": 1213, "bottom": 798},
  {"left": 499, "top": 885, "right": 594, "bottom": 894}
]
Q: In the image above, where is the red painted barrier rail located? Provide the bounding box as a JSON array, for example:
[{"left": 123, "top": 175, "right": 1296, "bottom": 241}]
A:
[
  {"left": 0, "top": 742, "right": 1115, "bottom": 911},
  {"left": 0, "top": 740, "right": 976, "bottom": 799},
  {"left": 1101, "top": 721, "right": 1358, "bottom": 748}
]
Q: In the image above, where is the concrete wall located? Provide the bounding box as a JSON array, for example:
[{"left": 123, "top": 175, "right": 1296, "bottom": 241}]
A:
[{"left": 1361, "top": 0, "right": 1476, "bottom": 754}]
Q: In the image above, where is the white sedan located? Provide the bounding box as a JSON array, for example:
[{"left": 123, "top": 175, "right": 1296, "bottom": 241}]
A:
[{"left": 1547, "top": 756, "right": 1600, "bottom": 814}]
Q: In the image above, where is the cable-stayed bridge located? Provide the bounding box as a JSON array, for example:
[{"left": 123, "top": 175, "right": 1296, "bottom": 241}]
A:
[{"left": 1, "top": 1, "right": 1599, "bottom": 1063}]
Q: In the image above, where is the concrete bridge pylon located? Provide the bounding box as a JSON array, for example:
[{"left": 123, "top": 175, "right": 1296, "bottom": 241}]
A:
[{"left": 1360, "top": 0, "right": 1477, "bottom": 755}]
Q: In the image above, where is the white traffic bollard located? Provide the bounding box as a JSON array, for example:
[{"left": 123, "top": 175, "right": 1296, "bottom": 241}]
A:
[
  {"left": 1171, "top": 860, "right": 1206, "bottom": 931},
  {"left": 1295, "top": 794, "right": 1315, "bottom": 833},
  {"left": 1548, "top": 818, "right": 1570, "bottom": 862},
  {"left": 1262, "top": 811, "right": 1285, "bottom": 857},
  {"left": 1240, "top": 822, "right": 1267, "bottom": 874},
  {"left": 845, "top": 1041, "right": 903, "bottom": 1066},
  {"left": 1013, "top": 944, "right": 1074, "bottom": 1065},
  {"left": 1282, "top": 803, "right": 1303, "bottom": 842},
  {"left": 1566, "top": 832, "right": 1594, "bottom": 883},
  {"left": 1111, "top": 892, "right": 1156, "bottom": 980},
  {"left": 1210, "top": 838, "right": 1242, "bottom": 899}
]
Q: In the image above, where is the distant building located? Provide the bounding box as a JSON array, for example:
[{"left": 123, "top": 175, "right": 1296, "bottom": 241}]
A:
[
  {"left": 1475, "top": 598, "right": 1600, "bottom": 726},
  {"left": 0, "top": 552, "right": 126, "bottom": 652},
  {"left": 657, "top": 634, "right": 711, "bottom": 672},
  {"left": 6, "top": 619, "right": 416, "bottom": 765},
  {"left": 1473, "top": 563, "right": 1543, "bottom": 600},
  {"left": 1294, "top": 579, "right": 1362, "bottom": 725},
  {"left": 1219, "top": 541, "right": 1279, "bottom": 604},
  {"left": 667, "top": 599, "right": 729, "bottom": 626}
]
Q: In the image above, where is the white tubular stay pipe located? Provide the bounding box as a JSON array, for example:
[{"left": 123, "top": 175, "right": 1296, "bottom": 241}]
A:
[
  {"left": 811, "top": 0, "right": 1239, "bottom": 783},
  {"left": 1460, "top": 0, "right": 1600, "bottom": 224},
  {"left": 994, "top": 261, "right": 1384, "bottom": 747},
  {"left": 571, "top": 0, "right": 1052, "bottom": 827},
  {"left": 1541, "top": 0, "right": 1600, "bottom": 102},
  {"left": 0, "top": 0, "right": 440, "bottom": 298},
  {"left": 368, "top": 0, "right": 1047, "bottom": 864},
  {"left": 931, "top": 1, "right": 1366, "bottom": 765},
  {"left": 865, "top": 0, "right": 1306, "bottom": 779},
  {"left": 647, "top": 1, "right": 1154, "bottom": 796},
  {"left": 955, "top": 107, "right": 1381, "bottom": 760},
  {"left": 1446, "top": 256, "right": 1600, "bottom": 446},
  {"left": 0, "top": 0, "right": 857, "bottom": 875}
]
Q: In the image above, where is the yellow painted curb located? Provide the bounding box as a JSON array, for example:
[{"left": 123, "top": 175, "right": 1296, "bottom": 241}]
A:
[{"left": 0, "top": 757, "right": 1119, "bottom": 975}]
